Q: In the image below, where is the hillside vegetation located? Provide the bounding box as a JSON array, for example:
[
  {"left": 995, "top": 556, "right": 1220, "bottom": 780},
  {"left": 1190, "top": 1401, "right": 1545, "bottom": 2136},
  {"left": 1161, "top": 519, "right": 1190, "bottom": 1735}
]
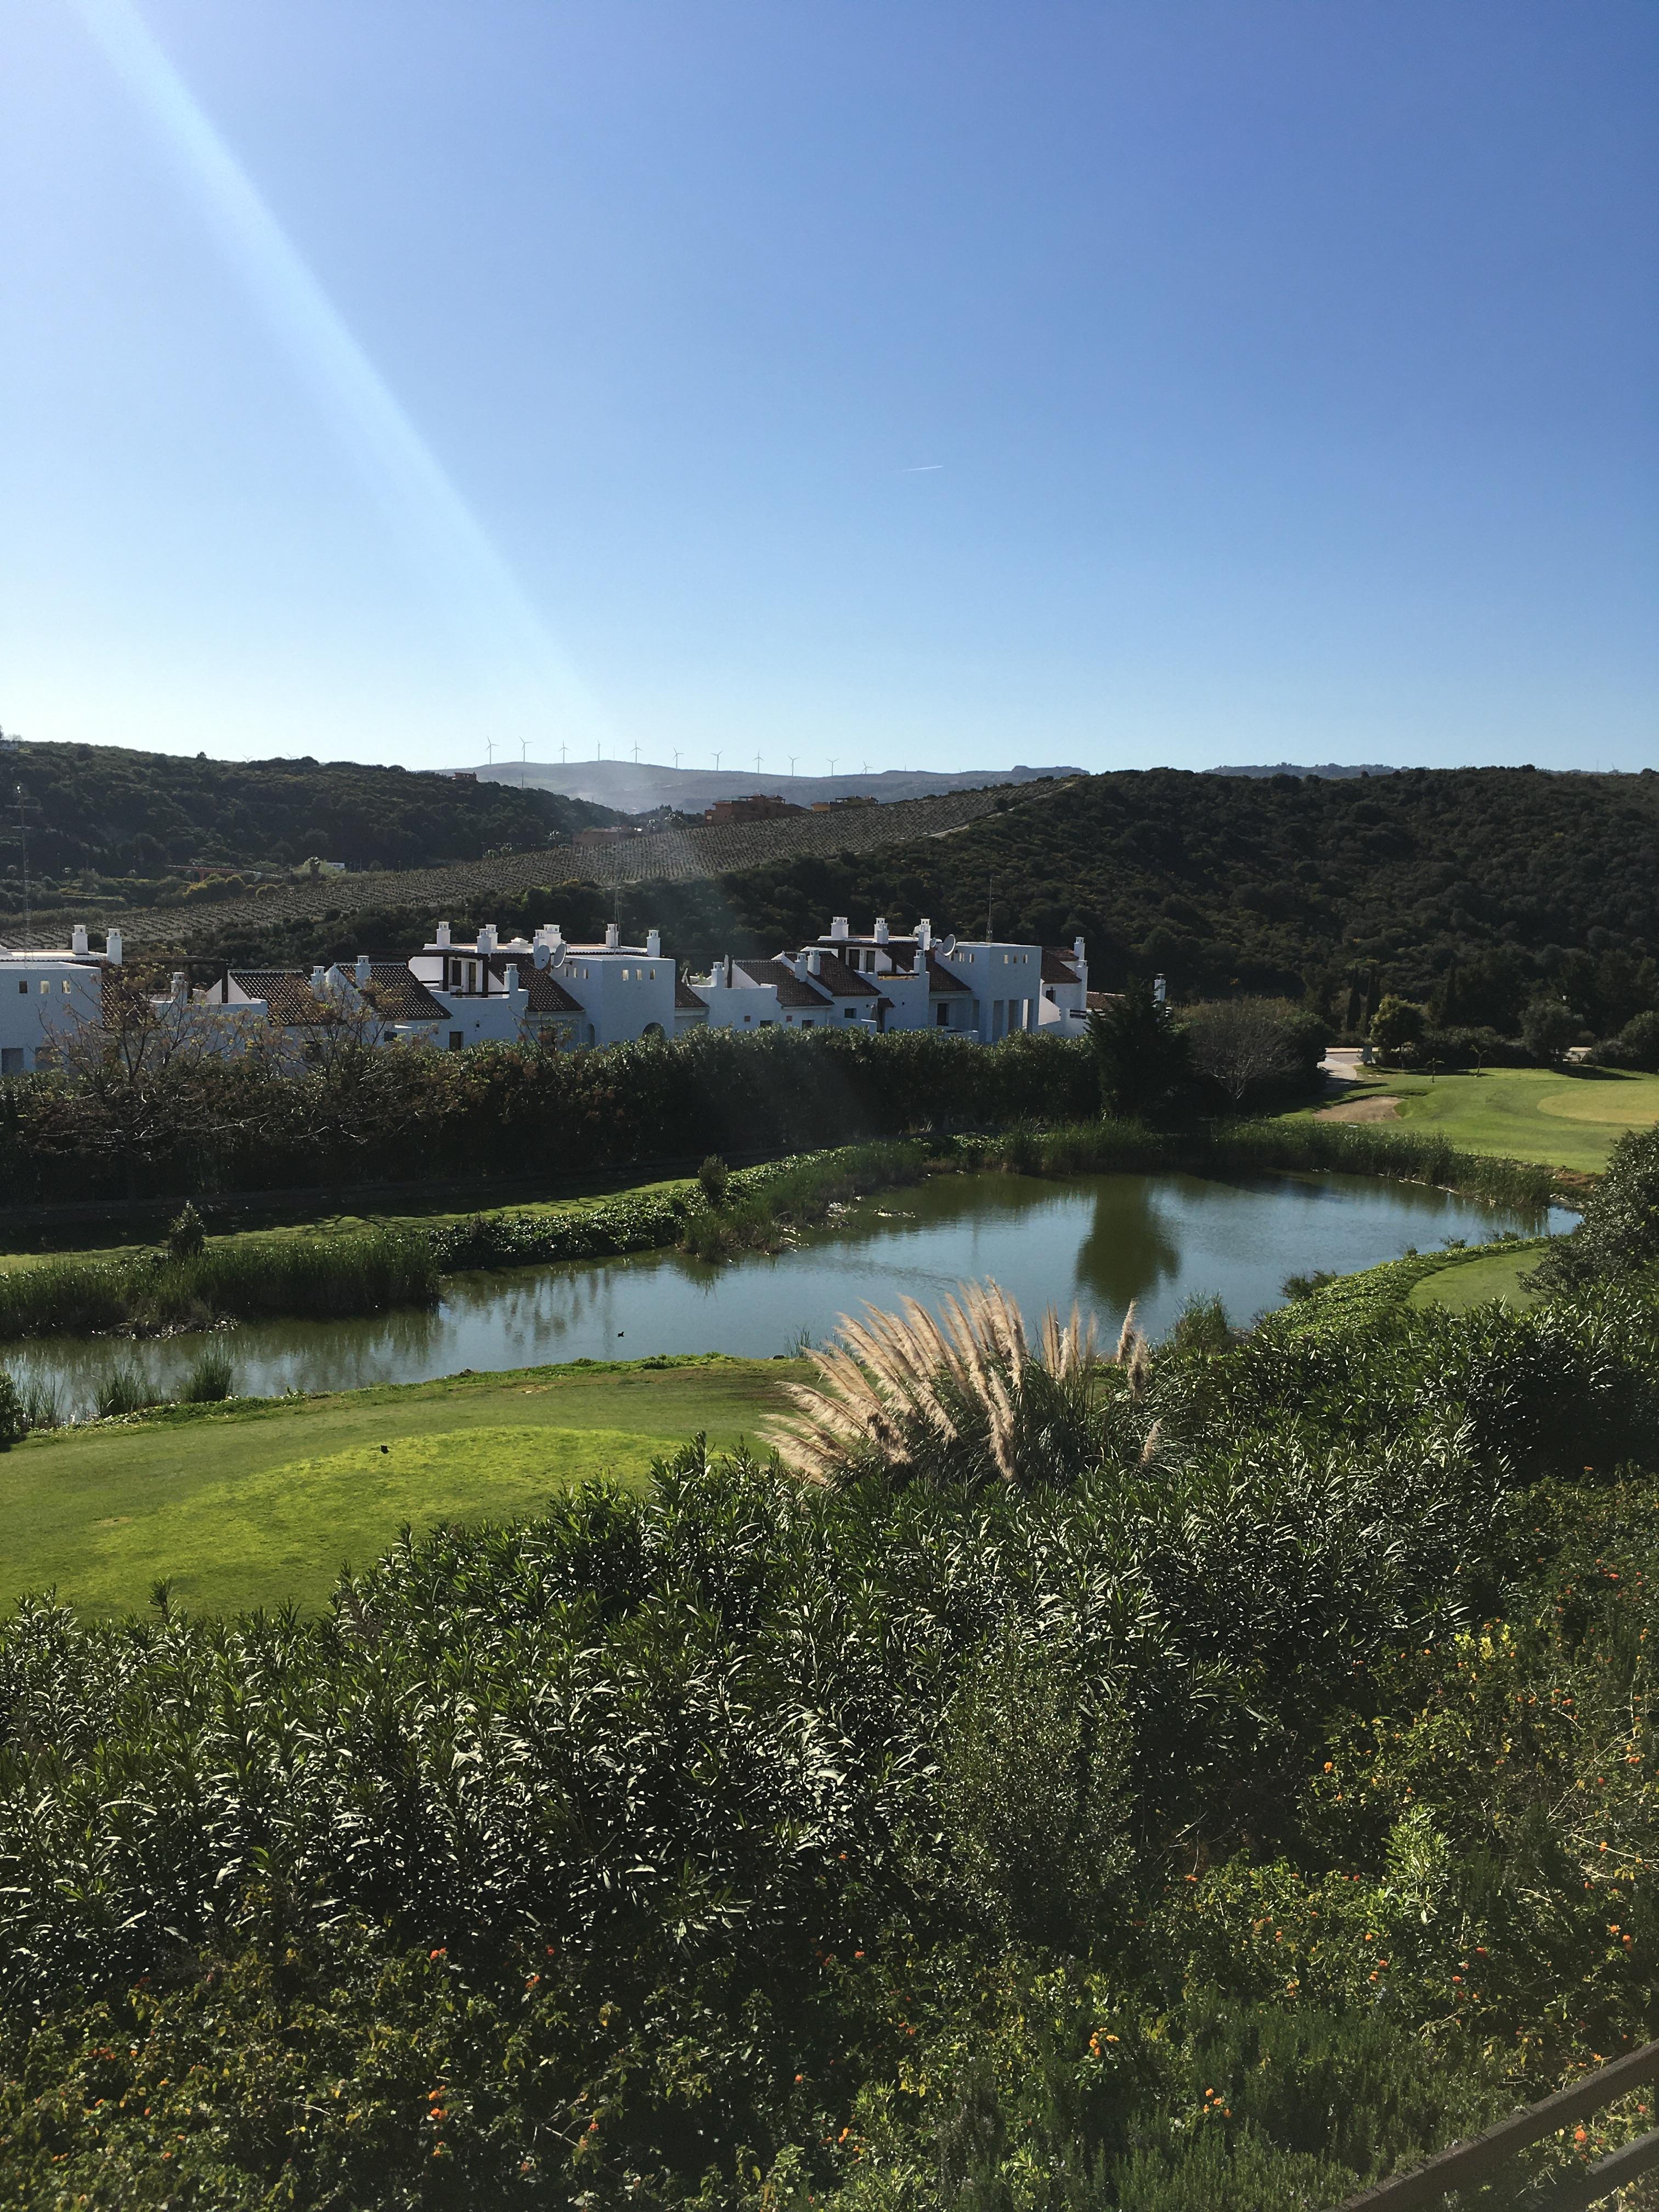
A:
[
  {"left": 115, "top": 770, "right": 1659, "bottom": 1039},
  {"left": 0, "top": 742, "right": 618, "bottom": 930}
]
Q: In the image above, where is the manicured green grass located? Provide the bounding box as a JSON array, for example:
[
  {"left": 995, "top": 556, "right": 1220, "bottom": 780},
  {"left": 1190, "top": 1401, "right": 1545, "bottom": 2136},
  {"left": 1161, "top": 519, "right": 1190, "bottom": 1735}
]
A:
[
  {"left": 1407, "top": 1239, "right": 1549, "bottom": 1312},
  {"left": 1304, "top": 1066, "right": 1659, "bottom": 1174},
  {"left": 1, "top": 1356, "right": 802, "bottom": 1620}
]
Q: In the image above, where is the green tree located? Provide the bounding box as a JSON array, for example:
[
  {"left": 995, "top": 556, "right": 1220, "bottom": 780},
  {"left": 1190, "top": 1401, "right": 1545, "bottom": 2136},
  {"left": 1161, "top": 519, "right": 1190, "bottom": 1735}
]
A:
[
  {"left": 0, "top": 1372, "right": 24, "bottom": 1451},
  {"left": 1520, "top": 995, "right": 1578, "bottom": 1066},
  {"left": 1369, "top": 996, "right": 1425, "bottom": 1060},
  {"left": 1088, "top": 981, "right": 1191, "bottom": 1121}
]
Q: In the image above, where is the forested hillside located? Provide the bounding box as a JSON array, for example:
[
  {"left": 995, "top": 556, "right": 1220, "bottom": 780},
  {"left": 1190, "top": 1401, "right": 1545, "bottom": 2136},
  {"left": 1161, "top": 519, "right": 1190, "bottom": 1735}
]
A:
[
  {"left": 0, "top": 742, "right": 618, "bottom": 893},
  {"left": 712, "top": 765, "right": 1659, "bottom": 1024}
]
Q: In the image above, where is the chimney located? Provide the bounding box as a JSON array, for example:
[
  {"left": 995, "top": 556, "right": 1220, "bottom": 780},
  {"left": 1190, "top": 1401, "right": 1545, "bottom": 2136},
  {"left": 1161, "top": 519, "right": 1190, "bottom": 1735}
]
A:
[
  {"left": 170, "top": 972, "right": 188, "bottom": 1004},
  {"left": 873, "top": 916, "right": 889, "bottom": 944},
  {"left": 477, "top": 923, "right": 496, "bottom": 955},
  {"left": 830, "top": 916, "right": 849, "bottom": 941},
  {"left": 725, "top": 954, "right": 735, "bottom": 987},
  {"left": 71, "top": 924, "right": 88, "bottom": 956},
  {"left": 792, "top": 950, "right": 809, "bottom": 980},
  {"left": 605, "top": 922, "right": 619, "bottom": 950},
  {"left": 105, "top": 930, "right": 122, "bottom": 966},
  {"left": 310, "top": 965, "right": 327, "bottom": 992},
  {"left": 807, "top": 948, "right": 822, "bottom": 975},
  {"left": 355, "top": 952, "right": 371, "bottom": 987},
  {"left": 1154, "top": 974, "right": 1167, "bottom": 1005},
  {"left": 506, "top": 960, "right": 524, "bottom": 999},
  {"left": 435, "top": 921, "right": 451, "bottom": 947},
  {"left": 646, "top": 928, "right": 661, "bottom": 957},
  {"left": 1074, "top": 936, "right": 1086, "bottom": 963},
  {"left": 917, "top": 917, "right": 932, "bottom": 951}
]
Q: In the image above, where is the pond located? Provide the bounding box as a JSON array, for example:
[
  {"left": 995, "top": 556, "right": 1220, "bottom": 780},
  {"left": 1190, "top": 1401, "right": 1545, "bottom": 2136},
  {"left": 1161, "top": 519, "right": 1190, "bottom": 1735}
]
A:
[{"left": 5, "top": 1170, "right": 1575, "bottom": 1422}]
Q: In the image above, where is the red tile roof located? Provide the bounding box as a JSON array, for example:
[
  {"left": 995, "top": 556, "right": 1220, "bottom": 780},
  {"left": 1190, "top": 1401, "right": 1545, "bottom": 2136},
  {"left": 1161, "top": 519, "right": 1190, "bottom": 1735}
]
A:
[
  {"left": 800, "top": 950, "right": 881, "bottom": 997},
  {"left": 489, "top": 953, "right": 584, "bottom": 1014},
  {"left": 737, "top": 957, "right": 832, "bottom": 1008},
  {"left": 674, "top": 975, "right": 708, "bottom": 1010},
  {"left": 1041, "top": 950, "right": 1081, "bottom": 986},
  {"left": 925, "top": 955, "right": 972, "bottom": 994},
  {"left": 228, "top": 970, "right": 332, "bottom": 1026}
]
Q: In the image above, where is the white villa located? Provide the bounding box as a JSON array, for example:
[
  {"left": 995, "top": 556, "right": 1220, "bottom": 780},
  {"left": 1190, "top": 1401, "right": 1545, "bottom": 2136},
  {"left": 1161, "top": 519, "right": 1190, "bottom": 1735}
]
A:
[
  {"left": 688, "top": 917, "right": 1089, "bottom": 1040},
  {"left": 0, "top": 914, "right": 1088, "bottom": 1074}
]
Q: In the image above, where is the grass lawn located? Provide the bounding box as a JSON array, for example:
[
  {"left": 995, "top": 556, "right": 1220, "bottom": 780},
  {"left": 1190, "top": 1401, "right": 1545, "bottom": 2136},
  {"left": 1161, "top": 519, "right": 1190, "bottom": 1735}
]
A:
[
  {"left": 0, "top": 1176, "right": 699, "bottom": 1272},
  {"left": 1406, "top": 1238, "right": 1549, "bottom": 1313},
  {"left": 1305, "top": 1065, "right": 1659, "bottom": 1175},
  {"left": 2, "top": 1355, "right": 802, "bottom": 1620}
]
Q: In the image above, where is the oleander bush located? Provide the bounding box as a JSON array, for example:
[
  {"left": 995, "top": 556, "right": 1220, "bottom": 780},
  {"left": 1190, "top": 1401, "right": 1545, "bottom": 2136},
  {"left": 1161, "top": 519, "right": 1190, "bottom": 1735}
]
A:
[{"left": 4, "top": 1279, "right": 1659, "bottom": 2205}]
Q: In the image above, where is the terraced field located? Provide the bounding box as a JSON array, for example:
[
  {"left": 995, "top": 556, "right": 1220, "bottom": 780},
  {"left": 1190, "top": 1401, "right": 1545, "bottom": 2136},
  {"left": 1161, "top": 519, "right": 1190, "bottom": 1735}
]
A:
[{"left": 61, "top": 778, "right": 1069, "bottom": 950}]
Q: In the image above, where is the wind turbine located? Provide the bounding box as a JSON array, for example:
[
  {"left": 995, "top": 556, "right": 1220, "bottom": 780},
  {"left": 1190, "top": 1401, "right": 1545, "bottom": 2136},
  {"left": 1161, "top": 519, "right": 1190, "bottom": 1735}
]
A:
[
  {"left": 828, "top": 758, "right": 838, "bottom": 777},
  {"left": 519, "top": 739, "right": 528, "bottom": 786},
  {"left": 558, "top": 740, "right": 568, "bottom": 765},
  {"left": 713, "top": 750, "right": 723, "bottom": 771},
  {"left": 788, "top": 755, "right": 799, "bottom": 778},
  {"left": 484, "top": 737, "right": 496, "bottom": 772},
  {"left": 631, "top": 741, "right": 641, "bottom": 764},
  {"left": 754, "top": 752, "right": 762, "bottom": 775},
  {"left": 673, "top": 749, "right": 681, "bottom": 771}
]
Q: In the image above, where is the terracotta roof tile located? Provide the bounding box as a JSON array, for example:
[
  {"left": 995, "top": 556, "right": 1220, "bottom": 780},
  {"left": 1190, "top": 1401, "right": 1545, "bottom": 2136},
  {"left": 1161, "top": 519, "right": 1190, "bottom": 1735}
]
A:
[
  {"left": 738, "top": 957, "right": 832, "bottom": 1008},
  {"left": 674, "top": 975, "right": 707, "bottom": 1010},
  {"left": 925, "top": 954, "right": 972, "bottom": 994},
  {"left": 1041, "top": 950, "right": 1081, "bottom": 986}
]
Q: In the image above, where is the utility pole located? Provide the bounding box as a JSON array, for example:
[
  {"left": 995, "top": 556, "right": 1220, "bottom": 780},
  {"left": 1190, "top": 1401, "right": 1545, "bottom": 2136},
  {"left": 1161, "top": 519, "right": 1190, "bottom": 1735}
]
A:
[{"left": 15, "top": 785, "right": 29, "bottom": 947}]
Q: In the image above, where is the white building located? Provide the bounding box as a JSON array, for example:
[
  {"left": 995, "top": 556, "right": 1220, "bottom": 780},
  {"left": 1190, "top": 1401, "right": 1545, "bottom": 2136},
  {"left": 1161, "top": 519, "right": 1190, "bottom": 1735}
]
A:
[
  {"left": 0, "top": 925, "right": 114, "bottom": 1074},
  {"left": 690, "top": 917, "right": 1078, "bottom": 1042},
  {"left": 409, "top": 921, "right": 675, "bottom": 1048}
]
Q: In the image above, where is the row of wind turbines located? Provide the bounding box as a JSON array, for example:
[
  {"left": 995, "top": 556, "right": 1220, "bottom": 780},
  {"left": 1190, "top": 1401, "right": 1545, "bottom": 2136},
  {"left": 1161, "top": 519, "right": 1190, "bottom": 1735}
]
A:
[{"left": 481, "top": 738, "right": 872, "bottom": 783}]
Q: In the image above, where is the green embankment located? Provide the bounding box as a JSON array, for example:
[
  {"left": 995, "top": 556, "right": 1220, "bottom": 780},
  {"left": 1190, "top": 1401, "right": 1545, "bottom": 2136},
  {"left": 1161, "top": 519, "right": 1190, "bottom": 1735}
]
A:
[
  {"left": 2, "top": 1357, "right": 802, "bottom": 1619},
  {"left": 1309, "top": 1065, "right": 1659, "bottom": 1175}
]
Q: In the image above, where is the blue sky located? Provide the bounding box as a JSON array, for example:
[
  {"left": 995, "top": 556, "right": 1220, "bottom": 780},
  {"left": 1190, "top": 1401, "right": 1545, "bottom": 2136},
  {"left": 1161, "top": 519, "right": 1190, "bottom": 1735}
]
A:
[{"left": 2, "top": 1, "right": 1654, "bottom": 774}]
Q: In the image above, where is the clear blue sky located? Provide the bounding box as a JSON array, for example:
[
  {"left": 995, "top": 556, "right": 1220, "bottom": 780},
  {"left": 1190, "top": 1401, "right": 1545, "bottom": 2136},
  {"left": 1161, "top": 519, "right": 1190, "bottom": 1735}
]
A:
[{"left": 3, "top": 1, "right": 1654, "bottom": 774}]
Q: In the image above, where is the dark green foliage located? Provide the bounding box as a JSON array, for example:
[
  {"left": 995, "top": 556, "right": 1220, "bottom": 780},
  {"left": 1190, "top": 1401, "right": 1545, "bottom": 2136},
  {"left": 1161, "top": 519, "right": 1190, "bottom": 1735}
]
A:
[
  {"left": 1088, "top": 983, "right": 1192, "bottom": 1121},
  {"left": 1605, "top": 1007, "right": 1659, "bottom": 1071},
  {"left": 1520, "top": 994, "right": 1580, "bottom": 1065},
  {"left": 0, "top": 740, "right": 617, "bottom": 898},
  {"left": 1169, "top": 1291, "right": 1233, "bottom": 1350},
  {"left": 1184, "top": 997, "right": 1328, "bottom": 1109},
  {"left": 165, "top": 1200, "right": 205, "bottom": 1260},
  {"left": 1281, "top": 1269, "right": 1338, "bottom": 1302},
  {"left": 93, "top": 1362, "right": 162, "bottom": 1419},
  {"left": 692, "top": 766, "right": 1659, "bottom": 1011},
  {"left": 697, "top": 1152, "right": 730, "bottom": 1206},
  {"left": 1368, "top": 994, "right": 1424, "bottom": 1058},
  {"left": 1530, "top": 1125, "right": 1659, "bottom": 1295},
  {"left": 0, "top": 1373, "right": 23, "bottom": 1452}
]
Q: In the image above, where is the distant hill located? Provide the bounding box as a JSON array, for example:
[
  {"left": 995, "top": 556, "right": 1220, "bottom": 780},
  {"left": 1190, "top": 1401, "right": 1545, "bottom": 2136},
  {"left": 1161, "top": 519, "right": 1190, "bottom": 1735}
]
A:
[
  {"left": 1206, "top": 763, "right": 1401, "bottom": 779},
  {"left": 0, "top": 743, "right": 621, "bottom": 919},
  {"left": 454, "top": 759, "right": 1078, "bottom": 817}
]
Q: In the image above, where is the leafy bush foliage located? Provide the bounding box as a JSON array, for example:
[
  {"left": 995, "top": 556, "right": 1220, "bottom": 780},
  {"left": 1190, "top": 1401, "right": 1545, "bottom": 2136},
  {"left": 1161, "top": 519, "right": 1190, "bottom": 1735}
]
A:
[
  {"left": 5, "top": 1272, "right": 1659, "bottom": 2203},
  {"left": 1088, "top": 983, "right": 1192, "bottom": 1121},
  {"left": 1531, "top": 1124, "right": 1659, "bottom": 1295},
  {"left": 0, "top": 1373, "right": 24, "bottom": 1452}
]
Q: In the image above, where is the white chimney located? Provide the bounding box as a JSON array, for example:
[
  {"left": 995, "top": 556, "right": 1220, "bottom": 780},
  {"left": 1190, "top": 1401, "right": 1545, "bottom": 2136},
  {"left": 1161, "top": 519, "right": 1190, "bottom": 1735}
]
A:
[
  {"left": 807, "top": 948, "right": 822, "bottom": 975},
  {"left": 71, "top": 924, "right": 88, "bottom": 956},
  {"left": 830, "top": 916, "right": 849, "bottom": 941},
  {"left": 477, "top": 923, "right": 496, "bottom": 955},
  {"left": 1074, "top": 936, "right": 1086, "bottom": 963},
  {"left": 917, "top": 917, "right": 932, "bottom": 951},
  {"left": 170, "top": 972, "right": 188, "bottom": 1004},
  {"left": 791, "top": 950, "right": 809, "bottom": 980},
  {"left": 506, "top": 960, "right": 524, "bottom": 999},
  {"left": 105, "top": 930, "right": 122, "bottom": 966},
  {"left": 646, "top": 928, "right": 661, "bottom": 957},
  {"left": 310, "top": 965, "right": 327, "bottom": 991},
  {"left": 354, "top": 953, "right": 370, "bottom": 987},
  {"left": 605, "top": 922, "right": 619, "bottom": 950},
  {"left": 1154, "top": 974, "right": 1167, "bottom": 1005},
  {"left": 874, "top": 916, "right": 889, "bottom": 944},
  {"left": 435, "top": 921, "right": 451, "bottom": 948}
]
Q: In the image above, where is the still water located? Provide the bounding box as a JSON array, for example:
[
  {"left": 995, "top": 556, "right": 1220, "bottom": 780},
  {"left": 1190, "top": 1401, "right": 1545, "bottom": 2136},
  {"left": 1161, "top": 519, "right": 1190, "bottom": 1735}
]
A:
[{"left": 7, "top": 1172, "right": 1572, "bottom": 1420}]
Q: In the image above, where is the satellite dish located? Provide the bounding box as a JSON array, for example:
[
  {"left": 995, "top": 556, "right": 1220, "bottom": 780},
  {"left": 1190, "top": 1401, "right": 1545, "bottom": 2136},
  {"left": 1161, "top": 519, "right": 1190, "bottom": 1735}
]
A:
[
  {"left": 549, "top": 943, "right": 567, "bottom": 969},
  {"left": 940, "top": 934, "right": 957, "bottom": 955}
]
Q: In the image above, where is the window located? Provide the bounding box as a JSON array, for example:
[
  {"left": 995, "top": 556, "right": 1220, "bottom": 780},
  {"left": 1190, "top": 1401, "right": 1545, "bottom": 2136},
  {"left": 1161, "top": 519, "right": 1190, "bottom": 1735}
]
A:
[
  {"left": 448, "top": 1030, "right": 464, "bottom": 1051},
  {"left": 743, "top": 1013, "right": 753, "bottom": 1024},
  {"left": 801, "top": 1016, "right": 814, "bottom": 1026},
  {"left": 936, "top": 1004, "right": 949, "bottom": 1026},
  {"left": 61, "top": 980, "right": 71, "bottom": 995},
  {"left": 844, "top": 1006, "right": 856, "bottom": 1018},
  {"left": 1, "top": 1048, "right": 22, "bottom": 1074},
  {"left": 39, "top": 979, "right": 49, "bottom": 995},
  {"left": 15, "top": 980, "right": 25, "bottom": 996}
]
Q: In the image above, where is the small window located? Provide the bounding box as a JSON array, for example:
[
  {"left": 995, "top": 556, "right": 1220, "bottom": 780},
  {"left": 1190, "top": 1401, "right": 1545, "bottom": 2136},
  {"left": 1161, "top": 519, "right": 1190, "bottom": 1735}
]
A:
[
  {"left": 844, "top": 1006, "right": 856, "bottom": 1018},
  {"left": 62, "top": 979, "right": 72, "bottom": 995},
  {"left": 40, "top": 979, "right": 50, "bottom": 995},
  {"left": 936, "top": 1003, "right": 949, "bottom": 1026},
  {"left": 448, "top": 1030, "right": 464, "bottom": 1051},
  {"left": 16, "top": 980, "right": 25, "bottom": 996},
  {"left": 743, "top": 1013, "right": 752, "bottom": 1023},
  {"left": 1, "top": 1047, "right": 22, "bottom": 1074}
]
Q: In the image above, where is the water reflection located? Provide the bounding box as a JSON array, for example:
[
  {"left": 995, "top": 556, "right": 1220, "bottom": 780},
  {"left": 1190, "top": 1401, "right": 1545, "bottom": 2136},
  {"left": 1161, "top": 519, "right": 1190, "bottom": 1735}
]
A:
[{"left": 4, "top": 1171, "right": 1573, "bottom": 1422}]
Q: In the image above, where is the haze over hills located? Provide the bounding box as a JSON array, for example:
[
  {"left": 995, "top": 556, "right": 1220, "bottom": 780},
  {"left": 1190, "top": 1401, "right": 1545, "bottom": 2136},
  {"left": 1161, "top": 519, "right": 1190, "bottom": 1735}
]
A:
[{"left": 454, "top": 759, "right": 1077, "bottom": 817}]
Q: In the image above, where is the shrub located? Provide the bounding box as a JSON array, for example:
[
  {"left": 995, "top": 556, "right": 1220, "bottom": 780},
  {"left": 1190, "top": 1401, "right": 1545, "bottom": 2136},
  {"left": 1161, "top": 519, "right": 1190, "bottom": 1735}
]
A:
[
  {"left": 1602, "top": 1008, "right": 1659, "bottom": 1071},
  {"left": 697, "top": 1153, "right": 730, "bottom": 1206},
  {"left": 1186, "top": 998, "right": 1327, "bottom": 1109},
  {"left": 181, "top": 1341, "right": 234, "bottom": 1403},
  {"left": 166, "top": 1200, "right": 206, "bottom": 1260},
  {"left": 1169, "top": 1291, "right": 1234, "bottom": 1350},
  {"left": 95, "top": 1363, "right": 161, "bottom": 1419},
  {"left": 0, "top": 1372, "right": 24, "bottom": 1451},
  {"left": 1530, "top": 1124, "right": 1659, "bottom": 1294},
  {"left": 1369, "top": 996, "right": 1425, "bottom": 1060},
  {"left": 1088, "top": 982, "right": 1192, "bottom": 1121}
]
